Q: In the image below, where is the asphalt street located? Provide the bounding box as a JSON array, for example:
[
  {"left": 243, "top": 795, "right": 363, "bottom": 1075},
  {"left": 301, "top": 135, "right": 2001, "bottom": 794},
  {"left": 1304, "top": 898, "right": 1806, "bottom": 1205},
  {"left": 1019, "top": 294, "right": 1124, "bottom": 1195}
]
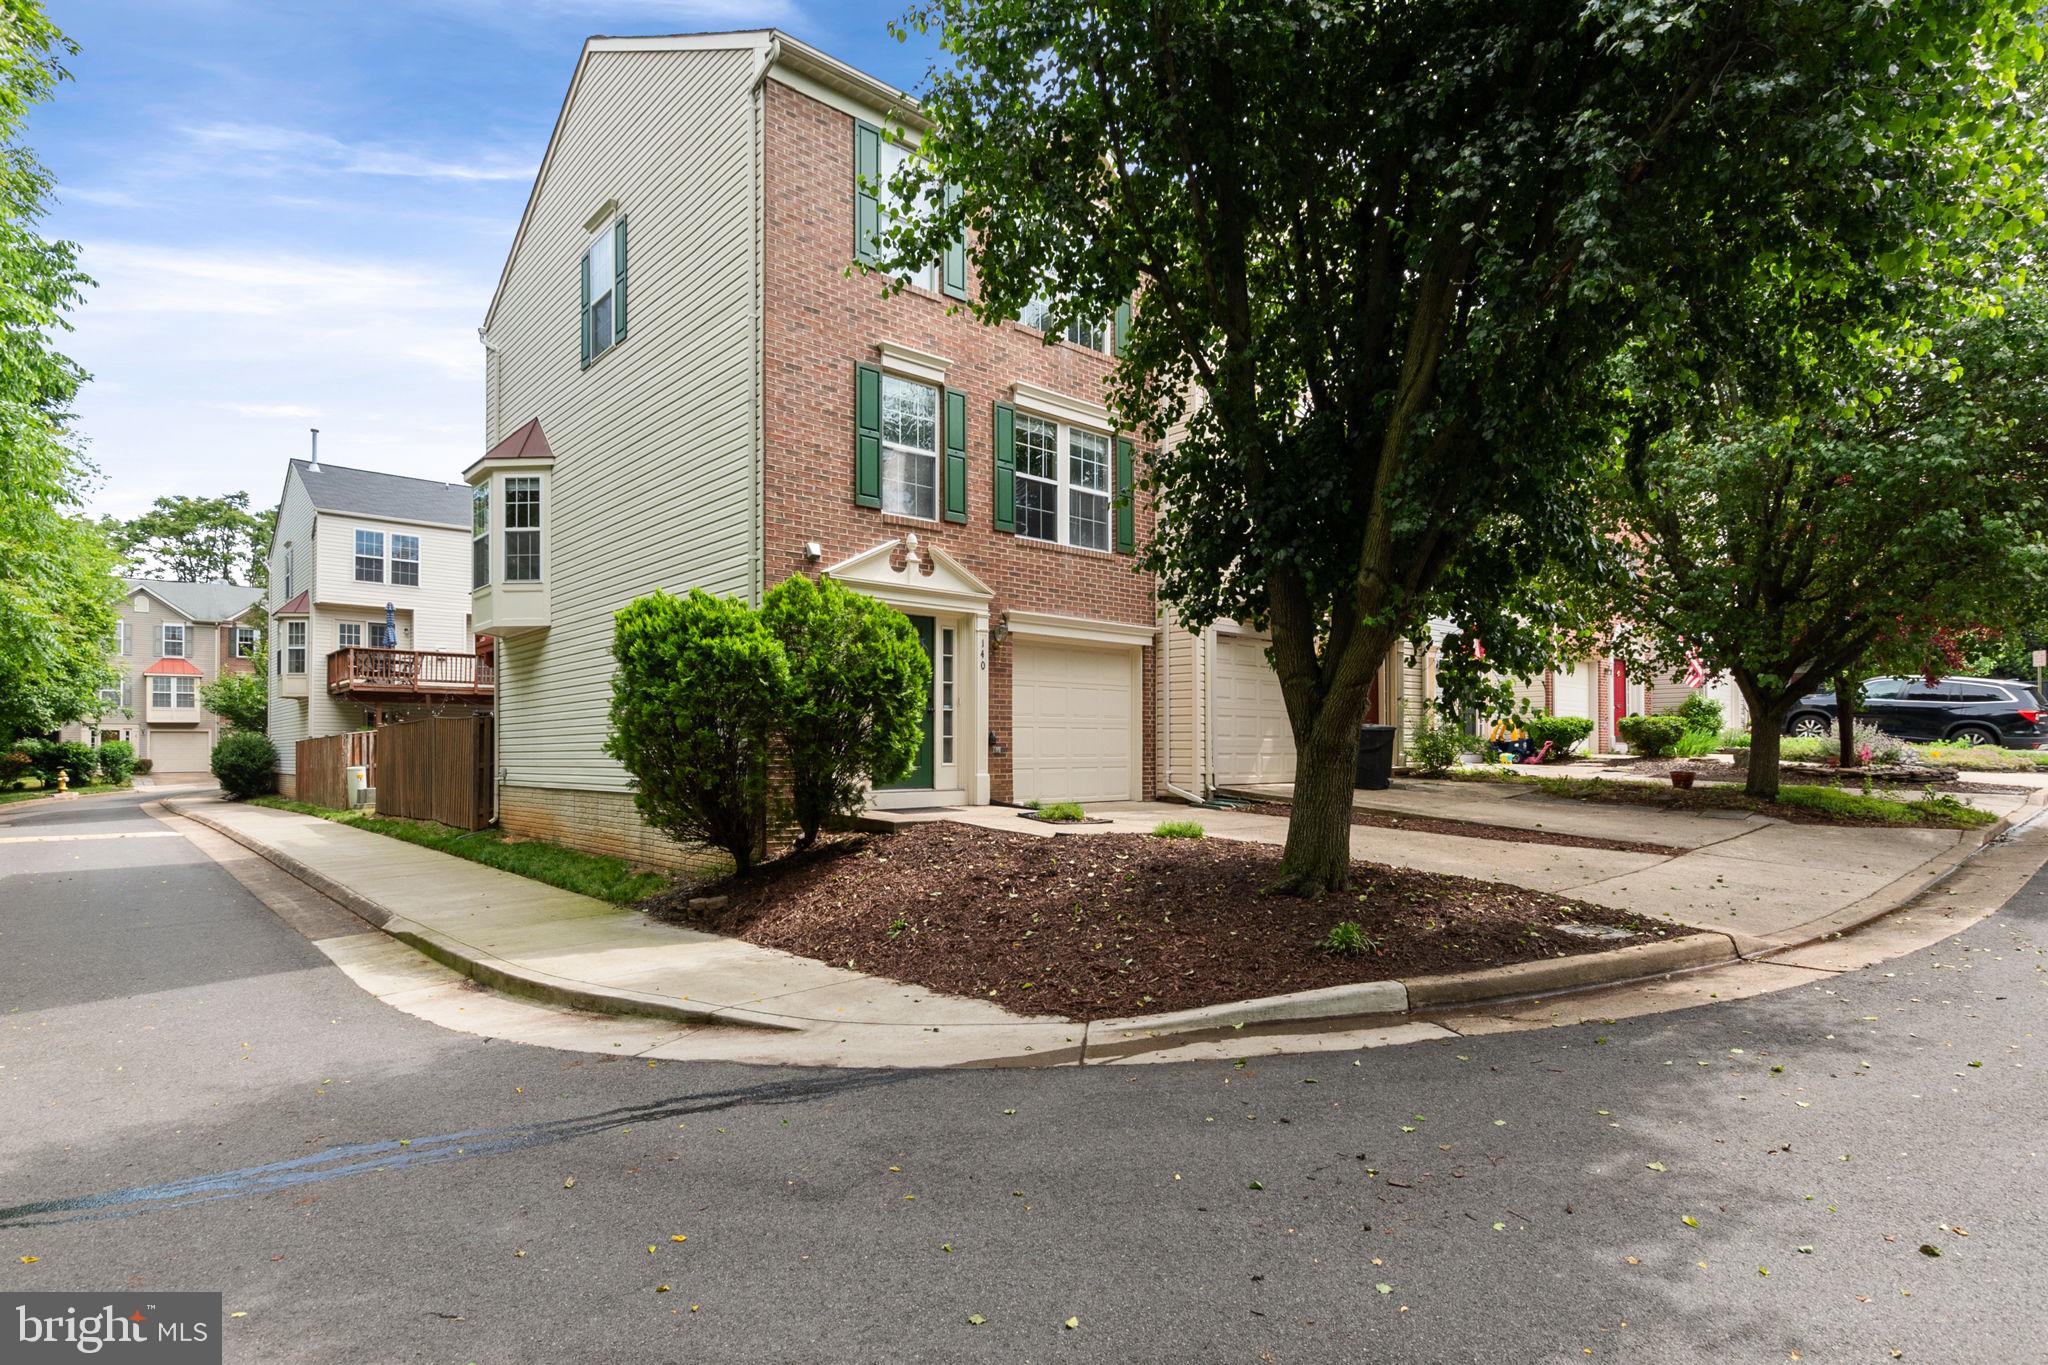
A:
[{"left": 2, "top": 788, "right": 2044, "bottom": 1363}]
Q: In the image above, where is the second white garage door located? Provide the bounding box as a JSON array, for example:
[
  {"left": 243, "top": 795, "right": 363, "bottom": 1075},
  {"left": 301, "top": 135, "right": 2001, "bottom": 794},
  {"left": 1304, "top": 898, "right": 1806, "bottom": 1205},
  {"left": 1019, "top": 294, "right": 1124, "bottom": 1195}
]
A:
[
  {"left": 149, "top": 729, "right": 213, "bottom": 774},
  {"left": 1013, "top": 642, "right": 1137, "bottom": 804},
  {"left": 1552, "top": 660, "right": 1598, "bottom": 720},
  {"left": 1212, "top": 634, "right": 1296, "bottom": 785}
]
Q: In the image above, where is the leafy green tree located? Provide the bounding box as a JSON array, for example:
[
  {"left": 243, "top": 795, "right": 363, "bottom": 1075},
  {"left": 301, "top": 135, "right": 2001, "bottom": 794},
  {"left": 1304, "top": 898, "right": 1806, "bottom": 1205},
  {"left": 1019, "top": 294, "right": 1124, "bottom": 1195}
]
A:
[
  {"left": 886, "top": 0, "right": 2043, "bottom": 891},
  {"left": 201, "top": 667, "right": 268, "bottom": 734},
  {"left": 761, "top": 573, "right": 930, "bottom": 849},
  {"left": 104, "top": 492, "right": 268, "bottom": 585},
  {"left": 1603, "top": 292, "right": 2048, "bottom": 799},
  {"left": 605, "top": 590, "right": 789, "bottom": 875},
  {"left": 0, "top": 0, "right": 118, "bottom": 740}
]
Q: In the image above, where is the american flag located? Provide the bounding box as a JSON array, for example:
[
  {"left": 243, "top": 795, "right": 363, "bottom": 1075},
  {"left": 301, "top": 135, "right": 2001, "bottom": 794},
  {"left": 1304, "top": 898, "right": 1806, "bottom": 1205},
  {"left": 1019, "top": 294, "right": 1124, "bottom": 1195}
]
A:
[{"left": 1683, "top": 653, "right": 1708, "bottom": 689}]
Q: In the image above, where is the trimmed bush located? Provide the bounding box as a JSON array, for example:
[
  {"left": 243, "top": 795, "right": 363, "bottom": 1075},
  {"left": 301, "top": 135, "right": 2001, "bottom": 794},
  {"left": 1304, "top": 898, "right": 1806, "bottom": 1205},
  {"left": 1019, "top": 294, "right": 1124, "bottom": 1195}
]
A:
[
  {"left": 134, "top": 758, "right": 154, "bottom": 775},
  {"left": 0, "top": 749, "right": 31, "bottom": 787},
  {"left": 1408, "top": 706, "right": 1463, "bottom": 775},
  {"left": 210, "top": 731, "right": 278, "bottom": 799},
  {"left": 760, "top": 573, "right": 930, "bottom": 849},
  {"left": 95, "top": 740, "right": 136, "bottom": 785},
  {"left": 1672, "top": 693, "right": 1723, "bottom": 736},
  {"left": 605, "top": 589, "right": 789, "bottom": 876},
  {"left": 1617, "top": 713, "right": 1688, "bottom": 758},
  {"left": 1525, "top": 714, "right": 1594, "bottom": 759}
]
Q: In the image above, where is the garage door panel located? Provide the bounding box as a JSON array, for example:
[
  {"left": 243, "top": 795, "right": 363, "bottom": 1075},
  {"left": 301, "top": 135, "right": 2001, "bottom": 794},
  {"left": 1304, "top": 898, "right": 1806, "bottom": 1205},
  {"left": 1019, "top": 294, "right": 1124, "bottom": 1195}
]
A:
[
  {"left": 1213, "top": 635, "right": 1295, "bottom": 785},
  {"left": 1014, "top": 643, "right": 1134, "bottom": 804},
  {"left": 149, "top": 730, "right": 213, "bottom": 773},
  {"left": 1552, "top": 661, "right": 1596, "bottom": 720}
]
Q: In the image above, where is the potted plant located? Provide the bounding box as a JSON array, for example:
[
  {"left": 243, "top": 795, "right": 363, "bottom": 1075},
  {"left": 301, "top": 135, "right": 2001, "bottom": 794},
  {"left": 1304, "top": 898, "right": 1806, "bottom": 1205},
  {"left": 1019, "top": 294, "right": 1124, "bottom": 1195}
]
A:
[{"left": 1669, "top": 770, "right": 1696, "bottom": 790}]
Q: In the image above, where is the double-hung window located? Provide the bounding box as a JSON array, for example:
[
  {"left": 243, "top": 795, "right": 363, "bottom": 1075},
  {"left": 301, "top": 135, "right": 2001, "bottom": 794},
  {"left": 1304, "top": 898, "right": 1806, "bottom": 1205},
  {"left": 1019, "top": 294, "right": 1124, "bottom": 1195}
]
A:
[
  {"left": 878, "top": 140, "right": 937, "bottom": 292},
  {"left": 472, "top": 485, "right": 490, "bottom": 589},
  {"left": 160, "top": 623, "right": 186, "bottom": 658},
  {"left": 1017, "top": 295, "right": 1113, "bottom": 353},
  {"left": 880, "top": 376, "right": 938, "bottom": 520},
  {"left": 504, "top": 477, "right": 542, "bottom": 582},
  {"left": 97, "top": 685, "right": 120, "bottom": 709},
  {"left": 581, "top": 218, "right": 627, "bottom": 364},
  {"left": 337, "top": 622, "right": 362, "bottom": 649},
  {"left": 391, "top": 534, "right": 420, "bottom": 587},
  {"left": 233, "top": 627, "right": 257, "bottom": 658},
  {"left": 355, "top": 529, "right": 385, "bottom": 583},
  {"left": 151, "top": 677, "right": 197, "bottom": 709},
  {"left": 117, "top": 621, "right": 132, "bottom": 656},
  {"left": 1012, "top": 416, "right": 1113, "bottom": 551},
  {"left": 284, "top": 620, "right": 306, "bottom": 675}
]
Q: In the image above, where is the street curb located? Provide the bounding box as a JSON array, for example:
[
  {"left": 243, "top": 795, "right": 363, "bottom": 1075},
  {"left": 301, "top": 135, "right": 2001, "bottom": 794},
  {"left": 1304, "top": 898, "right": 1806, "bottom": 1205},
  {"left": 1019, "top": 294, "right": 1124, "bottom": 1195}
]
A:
[
  {"left": 1401, "top": 932, "right": 1738, "bottom": 1008},
  {"left": 166, "top": 799, "right": 792, "bottom": 1033},
  {"left": 1094, "top": 979, "right": 1410, "bottom": 1040}
]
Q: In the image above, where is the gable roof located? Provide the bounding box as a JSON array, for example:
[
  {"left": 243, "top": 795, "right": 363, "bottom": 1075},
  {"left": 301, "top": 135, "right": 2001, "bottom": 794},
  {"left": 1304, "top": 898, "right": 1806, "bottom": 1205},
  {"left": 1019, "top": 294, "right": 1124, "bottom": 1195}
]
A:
[
  {"left": 482, "top": 28, "right": 923, "bottom": 333},
  {"left": 126, "top": 579, "right": 263, "bottom": 623},
  {"left": 290, "top": 459, "right": 472, "bottom": 529}
]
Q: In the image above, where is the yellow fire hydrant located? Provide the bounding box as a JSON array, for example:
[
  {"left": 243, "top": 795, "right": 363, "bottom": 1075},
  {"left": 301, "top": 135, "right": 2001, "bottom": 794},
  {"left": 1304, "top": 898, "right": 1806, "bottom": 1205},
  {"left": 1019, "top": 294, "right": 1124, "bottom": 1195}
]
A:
[{"left": 56, "top": 768, "right": 68, "bottom": 793}]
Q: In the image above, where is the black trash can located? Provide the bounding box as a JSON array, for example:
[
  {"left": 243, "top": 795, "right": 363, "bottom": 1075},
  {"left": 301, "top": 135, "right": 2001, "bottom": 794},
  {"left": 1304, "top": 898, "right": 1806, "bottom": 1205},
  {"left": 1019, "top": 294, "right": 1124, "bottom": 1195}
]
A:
[{"left": 1355, "top": 724, "right": 1397, "bottom": 790}]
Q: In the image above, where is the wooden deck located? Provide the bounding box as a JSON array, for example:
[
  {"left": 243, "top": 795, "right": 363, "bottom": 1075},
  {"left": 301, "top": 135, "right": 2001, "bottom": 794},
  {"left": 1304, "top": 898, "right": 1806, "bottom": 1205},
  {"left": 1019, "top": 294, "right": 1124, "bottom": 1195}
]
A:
[{"left": 326, "top": 647, "right": 494, "bottom": 700}]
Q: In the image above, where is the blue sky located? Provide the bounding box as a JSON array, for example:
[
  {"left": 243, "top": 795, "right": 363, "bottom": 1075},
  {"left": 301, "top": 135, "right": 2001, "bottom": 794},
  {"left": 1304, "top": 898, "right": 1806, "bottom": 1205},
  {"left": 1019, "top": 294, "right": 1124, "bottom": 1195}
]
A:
[{"left": 32, "top": 1, "right": 939, "bottom": 522}]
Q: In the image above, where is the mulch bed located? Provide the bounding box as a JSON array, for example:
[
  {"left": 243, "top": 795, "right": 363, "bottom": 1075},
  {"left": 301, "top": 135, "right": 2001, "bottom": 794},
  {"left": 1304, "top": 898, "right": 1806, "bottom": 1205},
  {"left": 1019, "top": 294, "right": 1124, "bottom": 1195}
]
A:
[
  {"left": 1229, "top": 800, "right": 1685, "bottom": 858},
  {"left": 641, "top": 823, "right": 1697, "bottom": 1023}
]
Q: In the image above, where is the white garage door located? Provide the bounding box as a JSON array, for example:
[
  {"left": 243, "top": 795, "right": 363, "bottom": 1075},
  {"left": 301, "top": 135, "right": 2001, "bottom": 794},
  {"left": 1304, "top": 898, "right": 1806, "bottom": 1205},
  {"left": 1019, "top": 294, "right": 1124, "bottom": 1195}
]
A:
[
  {"left": 149, "top": 729, "right": 213, "bottom": 773},
  {"left": 1013, "top": 642, "right": 1136, "bottom": 804},
  {"left": 1212, "top": 634, "right": 1295, "bottom": 785},
  {"left": 1552, "top": 661, "right": 1597, "bottom": 720}
]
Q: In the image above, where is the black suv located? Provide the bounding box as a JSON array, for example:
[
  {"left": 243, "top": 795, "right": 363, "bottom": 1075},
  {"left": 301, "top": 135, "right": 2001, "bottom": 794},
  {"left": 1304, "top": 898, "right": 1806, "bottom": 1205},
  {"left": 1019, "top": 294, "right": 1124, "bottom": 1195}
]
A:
[{"left": 1784, "top": 676, "right": 2048, "bottom": 749}]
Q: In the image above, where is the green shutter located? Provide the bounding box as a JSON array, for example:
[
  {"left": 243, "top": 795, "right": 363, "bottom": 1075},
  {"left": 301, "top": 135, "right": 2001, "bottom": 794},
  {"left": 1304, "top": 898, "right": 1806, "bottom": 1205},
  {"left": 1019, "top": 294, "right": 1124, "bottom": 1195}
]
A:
[
  {"left": 941, "top": 183, "right": 967, "bottom": 300},
  {"left": 579, "top": 250, "right": 592, "bottom": 368},
  {"left": 854, "top": 120, "right": 882, "bottom": 265},
  {"left": 613, "top": 216, "right": 629, "bottom": 340},
  {"left": 942, "top": 387, "right": 968, "bottom": 523},
  {"left": 854, "top": 363, "right": 883, "bottom": 508},
  {"left": 991, "top": 401, "right": 1016, "bottom": 533},
  {"left": 1114, "top": 437, "right": 1136, "bottom": 553},
  {"left": 1113, "top": 299, "right": 1132, "bottom": 356}
]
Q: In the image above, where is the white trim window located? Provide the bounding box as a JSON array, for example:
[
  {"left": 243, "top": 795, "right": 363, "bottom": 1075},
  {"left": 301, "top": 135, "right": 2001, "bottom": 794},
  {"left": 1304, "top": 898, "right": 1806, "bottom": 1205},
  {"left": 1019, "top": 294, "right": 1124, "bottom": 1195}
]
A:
[
  {"left": 472, "top": 485, "right": 490, "bottom": 589},
  {"left": 939, "top": 626, "right": 956, "bottom": 765},
  {"left": 1017, "top": 296, "right": 1110, "bottom": 353},
  {"left": 355, "top": 529, "right": 385, "bottom": 583},
  {"left": 879, "top": 140, "right": 937, "bottom": 292},
  {"left": 160, "top": 623, "right": 187, "bottom": 658},
  {"left": 233, "top": 626, "right": 257, "bottom": 658},
  {"left": 584, "top": 221, "right": 622, "bottom": 359},
  {"left": 391, "top": 534, "right": 420, "bottom": 587},
  {"left": 504, "top": 476, "right": 542, "bottom": 582},
  {"left": 338, "top": 622, "right": 363, "bottom": 649},
  {"left": 1013, "top": 414, "right": 1112, "bottom": 550},
  {"left": 284, "top": 620, "right": 306, "bottom": 675},
  {"left": 97, "top": 685, "right": 120, "bottom": 710},
  {"left": 118, "top": 621, "right": 132, "bottom": 656},
  {"left": 152, "top": 676, "right": 197, "bottom": 709},
  {"left": 283, "top": 543, "right": 295, "bottom": 598},
  {"left": 880, "top": 375, "right": 938, "bottom": 520}
]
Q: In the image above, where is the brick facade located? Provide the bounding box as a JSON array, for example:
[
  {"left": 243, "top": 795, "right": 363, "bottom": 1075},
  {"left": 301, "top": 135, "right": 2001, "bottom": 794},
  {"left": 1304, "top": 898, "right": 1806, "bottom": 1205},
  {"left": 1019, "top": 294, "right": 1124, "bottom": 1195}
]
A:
[{"left": 760, "top": 79, "right": 1159, "bottom": 805}]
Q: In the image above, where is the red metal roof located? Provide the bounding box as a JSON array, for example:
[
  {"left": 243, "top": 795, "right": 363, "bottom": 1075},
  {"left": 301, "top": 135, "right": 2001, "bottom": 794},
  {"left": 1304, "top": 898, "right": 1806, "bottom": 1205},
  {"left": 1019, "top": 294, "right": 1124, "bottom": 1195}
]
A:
[
  {"left": 274, "top": 590, "right": 310, "bottom": 615},
  {"left": 464, "top": 418, "right": 553, "bottom": 480},
  {"left": 142, "top": 657, "right": 203, "bottom": 676}
]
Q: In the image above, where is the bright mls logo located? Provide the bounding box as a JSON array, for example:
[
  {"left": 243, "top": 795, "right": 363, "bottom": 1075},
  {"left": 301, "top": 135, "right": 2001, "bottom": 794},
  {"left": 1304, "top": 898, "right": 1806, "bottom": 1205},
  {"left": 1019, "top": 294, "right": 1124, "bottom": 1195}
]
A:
[{"left": 3, "top": 1293, "right": 220, "bottom": 1362}]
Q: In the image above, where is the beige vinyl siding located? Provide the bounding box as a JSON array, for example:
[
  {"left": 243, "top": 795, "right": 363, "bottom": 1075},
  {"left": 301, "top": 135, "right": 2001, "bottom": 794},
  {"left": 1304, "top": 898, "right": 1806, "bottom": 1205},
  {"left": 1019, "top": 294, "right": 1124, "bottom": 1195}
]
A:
[
  {"left": 1157, "top": 614, "right": 1204, "bottom": 796},
  {"left": 1395, "top": 644, "right": 1428, "bottom": 763},
  {"left": 313, "top": 516, "right": 473, "bottom": 652},
  {"left": 488, "top": 45, "right": 762, "bottom": 793},
  {"left": 266, "top": 469, "right": 319, "bottom": 773}
]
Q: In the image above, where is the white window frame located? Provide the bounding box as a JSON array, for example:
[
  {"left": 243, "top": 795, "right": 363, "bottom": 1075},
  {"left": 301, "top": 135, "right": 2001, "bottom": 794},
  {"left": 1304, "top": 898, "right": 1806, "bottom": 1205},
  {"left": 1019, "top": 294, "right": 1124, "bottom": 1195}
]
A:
[
  {"left": 1017, "top": 295, "right": 1111, "bottom": 353},
  {"left": 160, "top": 623, "right": 186, "bottom": 658},
  {"left": 472, "top": 484, "right": 490, "bottom": 589},
  {"left": 284, "top": 620, "right": 306, "bottom": 675},
  {"left": 939, "top": 626, "right": 956, "bottom": 765},
  {"left": 879, "top": 375, "right": 939, "bottom": 521},
  {"left": 878, "top": 139, "right": 938, "bottom": 293},
  {"left": 233, "top": 626, "right": 257, "bottom": 658},
  {"left": 390, "top": 534, "right": 420, "bottom": 587},
  {"left": 151, "top": 676, "right": 172, "bottom": 709},
  {"left": 284, "top": 543, "right": 295, "bottom": 598},
  {"left": 97, "top": 685, "right": 120, "bottom": 710},
  {"left": 337, "top": 622, "right": 363, "bottom": 650},
  {"left": 118, "top": 621, "right": 132, "bottom": 656},
  {"left": 504, "top": 476, "right": 543, "bottom": 582},
  {"left": 174, "top": 676, "right": 196, "bottom": 709},
  {"left": 584, "top": 222, "right": 620, "bottom": 358},
  {"left": 354, "top": 528, "right": 386, "bottom": 584},
  {"left": 1012, "top": 413, "right": 1113, "bottom": 551}
]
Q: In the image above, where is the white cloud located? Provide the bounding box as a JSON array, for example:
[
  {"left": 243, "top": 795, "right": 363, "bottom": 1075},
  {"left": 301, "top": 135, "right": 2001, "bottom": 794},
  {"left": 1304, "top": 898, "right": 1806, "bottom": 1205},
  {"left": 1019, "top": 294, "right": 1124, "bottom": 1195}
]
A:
[
  {"left": 210, "top": 402, "right": 321, "bottom": 419},
  {"left": 181, "top": 121, "right": 534, "bottom": 184}
]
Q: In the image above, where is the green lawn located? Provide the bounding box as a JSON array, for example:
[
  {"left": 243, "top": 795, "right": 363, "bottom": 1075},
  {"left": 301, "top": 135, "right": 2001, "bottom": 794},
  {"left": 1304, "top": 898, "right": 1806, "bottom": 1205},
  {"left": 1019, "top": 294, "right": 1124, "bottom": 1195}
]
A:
[
  {"left": 1446, "top": 768, "right": 1996, "bottom": 829},
  {"left": 1, "top": 781, "right": 129, "bottom": 806},
  {"left": 251, "top": 797, "right": 674, "bottom": 904}
]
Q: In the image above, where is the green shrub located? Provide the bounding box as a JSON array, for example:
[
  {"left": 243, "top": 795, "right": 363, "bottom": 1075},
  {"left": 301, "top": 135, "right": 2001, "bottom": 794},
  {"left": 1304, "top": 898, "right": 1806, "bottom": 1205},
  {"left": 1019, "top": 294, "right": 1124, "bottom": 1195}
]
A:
[
  {"left": 95, "top": 740, "right": 136, "bottom": 784},
  {"left": 605, "top": 589, "right": 789, "bottom": 875},
  {"left": 133, "top": 757, "right": 153, "bottom": 775},
  {"left": 1408, "top": 706, "right": 1463, "bottom": 775},
  {"left": 1036, "top": 801, "right": 1087, "bottom": 822},
  {"left": 1777, "top": 736, "right": 1831, "bottom": 762},
  {"left": 201, "top": 669, "right": 268, "bottom": 733},
  {"left": 1672, "top": 693, "right": 1723, "bottom": 736},
  {"left": 1152, "top": 819, "right": 1206, "bottom": 839},
  {"left": 210, "top": 731, "right": 278, "bottom": 799},
  {"left": 759, "top": 573, "right": 929, "bottom": 849},
  {"left": 1319, "top": 920, "right": 1379, "bottom": 956},
  {"left": 1616, "top": 713, "right": 1688, "bottom": 758},
  {"left": 13, "top": 738, "right": 55, "bottom": 782},
  {"left": 53, "top": 740, "right": 95, "bottom": 785},
  {"left": 1672, "top": 726, "right": 1721, "bottom": 758},
  {"left": 0, "top": 749, "right": 31, "bottom": 787},
  {"left": 1718, "top": 728, "right": 1751, "bottom": 749},
  {"left": 1525, "top": 714, "right": 1594, "bottom": 759}
]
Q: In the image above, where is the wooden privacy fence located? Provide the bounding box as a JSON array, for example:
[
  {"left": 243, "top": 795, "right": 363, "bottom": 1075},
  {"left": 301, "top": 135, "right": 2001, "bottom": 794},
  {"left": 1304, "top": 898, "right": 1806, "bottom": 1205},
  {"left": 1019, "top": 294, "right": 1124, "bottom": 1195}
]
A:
[
  {"left": 294, "top": 731, "right": 375, "bottom": 811},
  {"left": 374, "top": 715, "right": 493, "bottom": 830}
]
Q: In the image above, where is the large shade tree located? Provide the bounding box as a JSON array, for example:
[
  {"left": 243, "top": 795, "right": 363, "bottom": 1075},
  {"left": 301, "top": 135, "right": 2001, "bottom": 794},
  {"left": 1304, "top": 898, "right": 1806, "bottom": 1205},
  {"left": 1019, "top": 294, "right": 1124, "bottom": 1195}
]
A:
[
  {"left": 0, "top": 0, "right": 118, "bottom": 739},
  {"left": 1604, "top": 288, "right": 2048, "bottom": 798},
  {"left": 885, "top": 0, "right": 2045, "bottom": 891},
  {"left": 103, "top": 491, "right": 270, "bottom": 586}
]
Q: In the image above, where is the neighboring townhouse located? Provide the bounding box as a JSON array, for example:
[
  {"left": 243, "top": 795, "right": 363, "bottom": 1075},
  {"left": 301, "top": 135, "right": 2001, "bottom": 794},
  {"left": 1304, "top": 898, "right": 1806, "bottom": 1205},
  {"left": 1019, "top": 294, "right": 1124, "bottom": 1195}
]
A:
[
  {"left": 472, "top": 30, "right": 1156, "bottom": 869},
  {"left": 60, "top": 579, "right": 264, "bottom": 773},
  {"left": 265, "top": 457, "right": 491, "bottom": 796}
]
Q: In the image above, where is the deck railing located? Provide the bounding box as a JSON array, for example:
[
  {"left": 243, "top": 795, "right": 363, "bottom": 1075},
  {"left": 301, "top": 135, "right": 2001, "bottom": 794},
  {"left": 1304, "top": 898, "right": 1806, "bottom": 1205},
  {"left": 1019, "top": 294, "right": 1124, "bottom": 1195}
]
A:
[{"left": 326, "top": 647, "right": 494, "bottom": 696}]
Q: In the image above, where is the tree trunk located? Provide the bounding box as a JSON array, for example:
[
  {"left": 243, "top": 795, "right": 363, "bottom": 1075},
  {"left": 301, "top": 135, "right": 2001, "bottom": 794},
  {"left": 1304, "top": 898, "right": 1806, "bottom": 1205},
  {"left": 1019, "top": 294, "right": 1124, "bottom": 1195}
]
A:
[
  {"left": 1274, "top": 719, "right": 1363, "bottom": 895},
  {"left": 1835, "top": 675, "right": 1857, "bottom": 769},
  {"left": 1745, "top": 707, "right": 1788, "bottom": 799}
]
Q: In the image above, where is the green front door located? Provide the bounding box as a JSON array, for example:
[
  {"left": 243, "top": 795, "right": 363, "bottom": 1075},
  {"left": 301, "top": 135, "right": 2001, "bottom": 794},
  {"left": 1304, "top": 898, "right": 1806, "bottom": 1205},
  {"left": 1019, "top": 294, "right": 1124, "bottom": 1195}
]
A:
[{"left": 879, "top": 614, "right": 935, "bottom": 790}]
